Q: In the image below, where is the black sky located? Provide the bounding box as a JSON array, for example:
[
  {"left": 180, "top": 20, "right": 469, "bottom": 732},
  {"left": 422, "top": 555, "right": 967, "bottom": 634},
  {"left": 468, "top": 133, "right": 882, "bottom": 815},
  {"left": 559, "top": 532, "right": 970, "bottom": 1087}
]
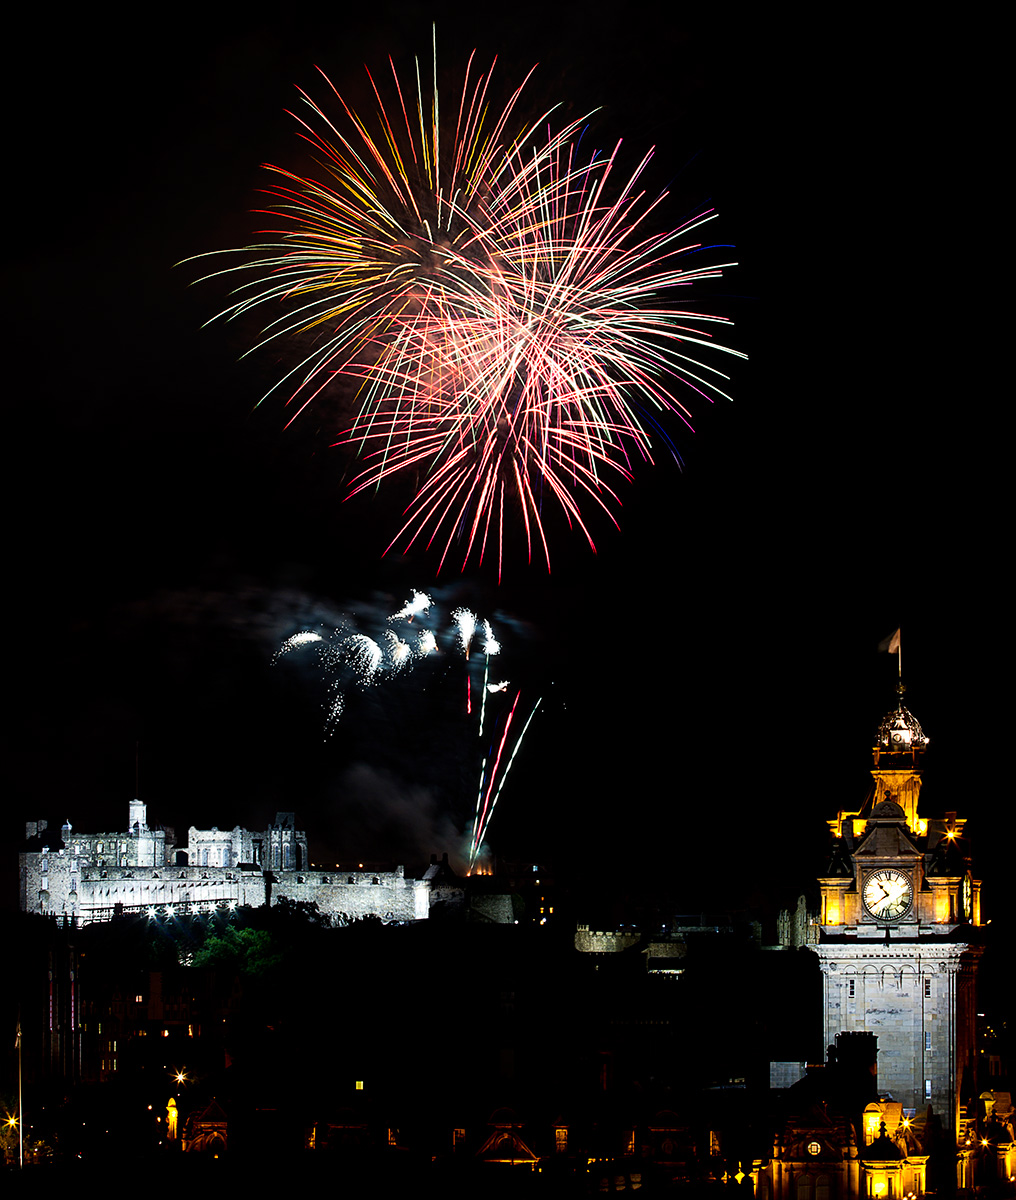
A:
[{"left": 3, "top": 7, "right": 1003, "bottom": 912}]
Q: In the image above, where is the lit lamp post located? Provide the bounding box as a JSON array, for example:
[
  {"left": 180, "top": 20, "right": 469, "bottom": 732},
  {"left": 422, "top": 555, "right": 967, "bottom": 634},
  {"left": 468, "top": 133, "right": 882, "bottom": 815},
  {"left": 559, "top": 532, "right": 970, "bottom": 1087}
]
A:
[
  {"left": 14, "top": 1016, "right": 22, "bottom": 1169},
  {"left": 4, "top": 1114, "right": 18, "bottom": 1168}
]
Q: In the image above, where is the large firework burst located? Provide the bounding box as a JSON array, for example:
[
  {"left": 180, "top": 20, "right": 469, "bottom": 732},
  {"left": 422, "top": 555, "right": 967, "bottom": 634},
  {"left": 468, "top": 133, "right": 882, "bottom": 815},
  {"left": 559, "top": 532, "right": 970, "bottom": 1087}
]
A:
[{"left": 193, "top": 34, "right": 744, "bottom": 575}]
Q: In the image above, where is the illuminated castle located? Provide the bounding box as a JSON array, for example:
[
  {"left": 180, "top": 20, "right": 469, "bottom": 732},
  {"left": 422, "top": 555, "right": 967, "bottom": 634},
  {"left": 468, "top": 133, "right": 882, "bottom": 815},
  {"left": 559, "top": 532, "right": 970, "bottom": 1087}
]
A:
[{"left": 19, "top": 802, "right": 432, "bottom": 925}]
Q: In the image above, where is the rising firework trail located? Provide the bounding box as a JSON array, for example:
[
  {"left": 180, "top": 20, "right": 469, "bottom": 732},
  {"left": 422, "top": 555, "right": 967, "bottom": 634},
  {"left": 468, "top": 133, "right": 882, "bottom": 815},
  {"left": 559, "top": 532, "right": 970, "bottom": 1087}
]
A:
[
  {"left": 468, "top": 692, "right": 542, "bottom": 871},
  {"left": 191, "top": 33, "right": 743, "bottom": 576}
]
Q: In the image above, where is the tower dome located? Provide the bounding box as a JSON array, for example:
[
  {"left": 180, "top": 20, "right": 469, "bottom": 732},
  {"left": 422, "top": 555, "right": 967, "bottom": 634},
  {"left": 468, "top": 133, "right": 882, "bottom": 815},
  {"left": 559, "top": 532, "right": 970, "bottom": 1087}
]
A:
[{"left": 875, "top": 684, "right": 928, "bottom": 751}]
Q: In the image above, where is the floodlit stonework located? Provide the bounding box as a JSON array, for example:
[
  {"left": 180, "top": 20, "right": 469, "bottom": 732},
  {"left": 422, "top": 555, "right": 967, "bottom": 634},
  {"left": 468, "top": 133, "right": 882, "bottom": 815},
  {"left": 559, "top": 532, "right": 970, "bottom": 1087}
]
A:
[
  {"left": 20, "top": 803, "right": 431, "bottom": 925},
  {"left": 811, "top": 683, "right": 985, "bottom": 1143}
]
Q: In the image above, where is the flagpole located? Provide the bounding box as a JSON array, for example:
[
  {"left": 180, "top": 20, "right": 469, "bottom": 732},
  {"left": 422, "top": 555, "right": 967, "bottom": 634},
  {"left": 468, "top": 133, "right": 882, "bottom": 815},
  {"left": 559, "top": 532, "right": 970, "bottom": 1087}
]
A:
[{"left": 16, "top": 1014, "right": 22, "bottom": 1169}]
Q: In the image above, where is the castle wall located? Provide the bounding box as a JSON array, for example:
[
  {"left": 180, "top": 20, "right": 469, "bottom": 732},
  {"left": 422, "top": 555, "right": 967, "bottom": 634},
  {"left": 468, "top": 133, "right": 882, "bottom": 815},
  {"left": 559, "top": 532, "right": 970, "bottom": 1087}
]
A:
[
  {"left": 574, "top": 925, "right": 641, "bottom": 953},
  {"left": 276, "top": 866, "right": 428, "bottom": 923},
  {"left": 20, "top": 807, "right": 430, "bottom": 926}
]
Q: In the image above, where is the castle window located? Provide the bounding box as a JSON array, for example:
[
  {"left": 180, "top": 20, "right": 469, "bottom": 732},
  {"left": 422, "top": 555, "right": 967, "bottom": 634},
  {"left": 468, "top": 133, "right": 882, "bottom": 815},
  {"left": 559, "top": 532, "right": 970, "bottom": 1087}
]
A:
[
  {"left": 848, "top": 979, "right": 856, "bottom": 998},
  {"left": 925, "top": 1032, "right": 932, "bottom": 1051},
  {"left": 925, "top": 1079, "right": 932, "bottom": 1100},
  {"left": 924, "top": 978, "right": 932, "bottom": 997},
  {"left": 372, "top": 877, "right": 380, "bottom": 885}
]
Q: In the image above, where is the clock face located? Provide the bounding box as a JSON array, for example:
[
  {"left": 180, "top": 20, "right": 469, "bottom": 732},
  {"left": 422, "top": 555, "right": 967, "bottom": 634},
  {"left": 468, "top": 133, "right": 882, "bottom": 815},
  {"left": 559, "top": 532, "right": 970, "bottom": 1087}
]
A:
[{"left": 862, "top": 869, "right": 914, "bottom": 920}]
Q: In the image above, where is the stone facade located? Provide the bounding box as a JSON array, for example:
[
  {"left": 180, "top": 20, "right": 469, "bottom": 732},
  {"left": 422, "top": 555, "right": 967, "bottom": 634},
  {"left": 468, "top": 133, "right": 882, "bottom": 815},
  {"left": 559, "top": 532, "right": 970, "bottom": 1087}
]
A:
[
  {"left": 813, "top": 942, "right": 980, "bottom": 1136},
  {"left": 810, "top": 686, "right": 985, "bottom": 1143},
  {"left": 20, "top": 803, "right": 430, "bottom": 926}
]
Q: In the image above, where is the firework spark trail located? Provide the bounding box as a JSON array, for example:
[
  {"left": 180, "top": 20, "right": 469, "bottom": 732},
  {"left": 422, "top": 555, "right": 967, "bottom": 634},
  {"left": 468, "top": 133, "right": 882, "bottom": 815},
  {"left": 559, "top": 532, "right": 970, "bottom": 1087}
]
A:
[
  {"left": 468, "top": 692, "right": 542, "bottom": 871},
  {"left": 452, "top": 606, "right": 477, "bottom": 713},
  {"left": 270, "top": 590, "right": 531, "bottom": 862},
  {"left": 384, "top": 630, "right": 412, "bottom": 670},
  {"left": 273, "top": 631, "right": 325, "bottom": 662},
  {"left": 470, "top": 693, "right": 520, "bottom": 858},
  {"left": 191, "top": 38, "right": 743, "bottom": 575},
  {"left": 390, "top": 589, "right": 433, "bottom": 622},
  {"left": 452, "top": 607, "right": 477, "bottom": 656},
  {"left": 341, "top": 634, "right": 384, "bottom": 685},
  {"left": 273, "top": 591, "right": 502, "bottom": 735},
  {"left": 476, "top": 619, "right": 501, "bottom": 739}
]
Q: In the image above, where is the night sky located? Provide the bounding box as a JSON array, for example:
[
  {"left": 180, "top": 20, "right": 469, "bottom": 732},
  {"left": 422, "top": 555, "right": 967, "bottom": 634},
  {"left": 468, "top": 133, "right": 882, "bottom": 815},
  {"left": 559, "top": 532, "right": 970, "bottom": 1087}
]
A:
[{"left": 4, "top": 8, "right": 1002, "bottom": 916}]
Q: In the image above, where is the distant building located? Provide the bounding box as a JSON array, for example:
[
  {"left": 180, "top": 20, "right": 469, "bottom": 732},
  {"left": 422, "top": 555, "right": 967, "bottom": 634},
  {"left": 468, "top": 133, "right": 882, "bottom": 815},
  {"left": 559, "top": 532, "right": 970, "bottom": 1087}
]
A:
[{"left": 20, "top": 803, "right": 432, "bottom": 925}]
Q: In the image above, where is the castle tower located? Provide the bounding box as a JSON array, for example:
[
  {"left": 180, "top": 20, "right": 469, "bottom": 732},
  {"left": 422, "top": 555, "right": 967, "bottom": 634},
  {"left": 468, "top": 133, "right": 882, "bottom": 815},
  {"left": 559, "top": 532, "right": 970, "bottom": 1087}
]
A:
[{"left": 811, "top": 684, "right": 984, "bottom": 1151}]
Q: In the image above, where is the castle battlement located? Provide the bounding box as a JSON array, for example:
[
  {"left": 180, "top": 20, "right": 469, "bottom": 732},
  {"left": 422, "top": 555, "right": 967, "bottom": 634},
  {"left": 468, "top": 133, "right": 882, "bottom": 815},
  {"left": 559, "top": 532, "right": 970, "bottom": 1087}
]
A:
[{"left": 20, "top": 804, "right": 431, "bottom": 926}]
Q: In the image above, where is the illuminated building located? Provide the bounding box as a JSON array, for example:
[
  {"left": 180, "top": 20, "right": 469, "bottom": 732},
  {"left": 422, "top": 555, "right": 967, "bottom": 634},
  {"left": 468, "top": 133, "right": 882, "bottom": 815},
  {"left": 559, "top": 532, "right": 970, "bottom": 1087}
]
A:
[
  {"left": 760, "top": 682, "right": 988, "bottom": 1197},
  {"left": 813, "top": 685, "right": 984, "bottom": 1144},
  {"left": 758, "top": 686, "right": 988, "bottom": 1200},
  {"left": 20, "top": 803, "right": 433, "bottom": 925}
]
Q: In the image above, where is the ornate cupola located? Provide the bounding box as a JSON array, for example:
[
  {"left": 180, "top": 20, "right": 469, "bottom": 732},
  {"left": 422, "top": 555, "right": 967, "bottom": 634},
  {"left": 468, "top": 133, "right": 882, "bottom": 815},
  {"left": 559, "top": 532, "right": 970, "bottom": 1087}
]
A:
[{"left": 871, "top": 682, "right": 928, "bottom": 834}]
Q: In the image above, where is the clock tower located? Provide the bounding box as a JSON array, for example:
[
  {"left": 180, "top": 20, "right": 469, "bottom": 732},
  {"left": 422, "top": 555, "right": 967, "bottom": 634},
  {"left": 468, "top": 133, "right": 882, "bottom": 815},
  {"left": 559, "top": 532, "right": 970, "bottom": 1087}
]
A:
[{"left": 811, "top": 683, "right": 984, "bottom": 1150}]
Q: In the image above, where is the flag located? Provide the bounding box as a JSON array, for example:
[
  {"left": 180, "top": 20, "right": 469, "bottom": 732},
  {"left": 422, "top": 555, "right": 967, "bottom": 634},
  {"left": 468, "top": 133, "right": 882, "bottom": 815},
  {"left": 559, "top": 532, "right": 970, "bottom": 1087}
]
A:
[{"left": 878, "top": 628, "right": 901, "bottom": 654}]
